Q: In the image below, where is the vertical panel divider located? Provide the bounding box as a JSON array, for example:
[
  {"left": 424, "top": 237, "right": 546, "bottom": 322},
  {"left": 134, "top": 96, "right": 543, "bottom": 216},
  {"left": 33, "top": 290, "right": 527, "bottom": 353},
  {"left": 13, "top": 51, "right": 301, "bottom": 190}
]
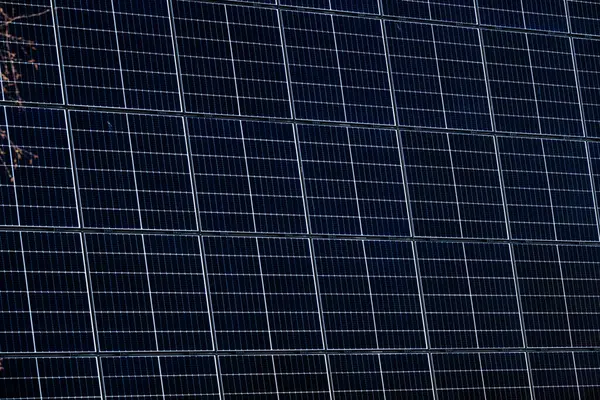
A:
[
  {"left": 276, "top": 2, "right": 334, "bottom": 397},
  {"left": 379, "top": 0, "right": 437, "bottom": 396},
  {"left": 474, "top": 0, "right": 535, "bottom": 396}
]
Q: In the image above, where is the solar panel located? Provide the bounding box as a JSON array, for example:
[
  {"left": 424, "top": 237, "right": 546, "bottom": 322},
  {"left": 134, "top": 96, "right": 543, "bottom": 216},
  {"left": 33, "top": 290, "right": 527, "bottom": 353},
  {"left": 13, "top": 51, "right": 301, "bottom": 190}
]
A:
[{"left": 5, "top": 0, "right": 600, "bottom": 397}]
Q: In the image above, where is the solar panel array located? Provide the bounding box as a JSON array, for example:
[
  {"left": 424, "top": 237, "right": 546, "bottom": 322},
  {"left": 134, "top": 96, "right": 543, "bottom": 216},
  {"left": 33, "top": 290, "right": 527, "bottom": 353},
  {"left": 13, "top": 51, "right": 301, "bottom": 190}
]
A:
[{"left": 3, "top": 0, "right": 600, "bottom": 398}]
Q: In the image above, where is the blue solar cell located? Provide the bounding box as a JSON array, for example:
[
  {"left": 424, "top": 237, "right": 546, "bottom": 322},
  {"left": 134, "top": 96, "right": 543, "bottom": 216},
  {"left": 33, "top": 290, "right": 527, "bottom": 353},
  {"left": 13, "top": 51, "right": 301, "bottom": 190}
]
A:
[
  {"left": 568, "top": 0, "right": 600, "bottom": 35},
  {"left": 226, "top": 5, "right": 291, "bottom": 118},
  {"left": 102, "top": 357, "right": 164, "bottom": 399},
  {"left": 448, "top": 133, "right": 507, "bottom": 239},
  {"left": 21, "top": 232, "right": 94, "bottom": 352},
  {"left": 86, "top": 234, "right": 157, "bottom": 351},
  {"left": 417, "top": 241, "right": 478, "bottom": 348},
  {"left": 463, "top": 243, "right": 523, "bottom": 348},
  {"left": 0, "top": 358, "right": 41, "bottom": 399},
  {"left": 0, "top": 107, "right": 78, "bottom": 227},
  {"left": 573, "top": 38, "right": 600, "bottom": 137},
  {"left": 433, "top": 353, "right": 485, "bottom": 399},
  {"left": 143, "top": 235, "right": 212, "bottom": 351},
  {"left": 331, "top": 0, "right": 379, "bottom": 14},
  {"left": 480, "top": 353, "right": 531, "bottom": 399},
  {"left": 219, "top": 355, "right": 279, "bottom": 399},
  {"left": 542, "top": 139, "right": 597, "bottom": 241},
  {"left": 430, "top": 0, "right": 476, "bottom": 23},
  {"left": 478, "top": 0, "right": 525, "bottom": 28},
  {"left": 282, "top": 0, "right": 380, "bottom": 14},
  {"left": 58, "top": 0, "right": 179, "bottom": 110},
  {"left": 173, "top": 1, "right": 237, "bottom": 114},
  {"left": 329, "top": 354, "right": 385, "bottom": 397},
  {"left": 0, "top": 232, "right": 35, "bottom": 352},
  {"left": 256, "top": 237, "right": 323, "bottom": 350},
  {"left": 498, "top": 137, "right": 555, "bottom": 240},
  {"left": 512, "top": 244, "right": 572, "bottom": 348},
  {"left": 349, "top": 128, "right": 410, "bottom": 236},
  {"left": 380, "top": 354, "right": 434, "bottom": 399},
  {"left": 70, "top": 111, "right": 139, "bottom": 229},
  {"left": 332, "top": 15, "right": 394, "bottom": 124},
  {"left": 313, "top": 239, "right": 378, "bottom": 349},
  {"left": 381, "top": 0, "right": 430, "bottom": 20},
  {"left": 527, "top": 34, "right": 583, "bottom": 136},
  {"left": 363, "top": 240, "right": 425, "bottom": 349},
  {"left": 280, "top": 0, "right": 329, "bottom": 9},
  {"left": 203, "top": 236, "right": 271, "bottom": 350},
  {"left": 402, "top": 131, "right": 462, "bottom": 238},
  {"left": 385, "top": 21, "right": 446, "bottom": 128},
  {"left": 282, "top": 11, "right": 345, "bottom": 121},
  {"left": 558, "top": 245, "right": 600, "bottom": 347},
  {"left": 523, "top": 0, "right": 568, "bottom": 32},
  {"left": 483, "top": 30, "right": 540, "bottom": 134},
  {"left": 298, "top": 124, "right": 361, "bottom": 235},
  {"left": 1, "top": 1, "right": 62, "bottom": 104},
  {"left": 160, "top": 356, "right": 220, "bottom": 399},
  {"left": 403, "top": 131, "right": 506, "bottom": 239},
  {"left": 574, "top": 352, "right": 600, "bottom": 397},
  {"left": 37, "top": 358, "right": 101, "bottom": 399},
  {"left": 273, "top": 355, "right": 331, "bottom": 399},
  {"left": 530, "top": 352, "right": 580, "bottom": 399},
  {"left": 433, "top": 25, "right": 491, "bottom": 131}
]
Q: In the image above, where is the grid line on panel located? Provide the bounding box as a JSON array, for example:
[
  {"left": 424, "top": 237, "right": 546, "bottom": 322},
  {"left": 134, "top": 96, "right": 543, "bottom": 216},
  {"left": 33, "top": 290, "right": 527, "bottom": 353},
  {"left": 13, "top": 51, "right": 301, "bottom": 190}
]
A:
[
  {"left": 76, "top": 233, "right": 99, "bottom": 354},
  {"left": 139, "top": 237, "right": 161, "bottom": 351},
  {"left": 1, "top": 107, "right": 21, "bottom": 226},
  {"left": 476, "top": 353, "right": 488, "bottom": 400},
  {"left": 80, "top": 235, "right": 105, "bottom": 386},
  {"left": 275, "top": 2, "right": 297, "bottom": 119},
  {"left": 445, "top": 133, "right": 464, "bottom": 238},
  {"left": 572, "top": 352, "right": 583, "bottom": 400},
  {"left": 460, "top": 244, "right": 480, "bottom": 349},
  {"left": 224, "top": 5, "right": 243, "bottom": 116},
  {"left": 474, "top": 5, "right": 497, "bottom": 132},
  {"left": 255, "top": 238, "right": 275, "bottom": 350},
  {"left": 17, "top": 232, "right": 36, "bottom": 352},
  {"left": 165, "top": 0, "right": 187, "bottom": 114},
  {"left": 155, "top": 357, "right": 167, "bottom": 400},
  {"left": 555, "top": 246, "right": 575, "bottom": 348},
  {"left": 124, "top": 115, "right": 145, "bottom": 228},
  {"left": 109, "top": 0, "right": 129, "bottom": 109},
  {"left": 379, "top": 12, "right": 416, "bottom": 240},
  {"left": 407, "top": 243, "right": 433, "bottom": 353},
  {"left": 503, "top": 234, "right": 534, "bottom": 390},
  {"left": 522, "top": 33, "right": 543, "bottom": 135},
  {"left": 48, "top": 0, "right": 67, "bottom": 106},
  {"left": 429, "top": 25, "right": 448, "bottom": 129},
  {"left": 94, "top": 356, "right": 106, "bottom": 400},
  {"left": 327, "top": 13, "right": 348, "bottom": 123},
  {"left": 360, "top": 241, "right": 380, "bottom": 351},
  {"left": 540, "top": 141, "right": 559, "bottom": 241},
  {"left": 178, "top": 115, "right": 220, "bottom": 354}
]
